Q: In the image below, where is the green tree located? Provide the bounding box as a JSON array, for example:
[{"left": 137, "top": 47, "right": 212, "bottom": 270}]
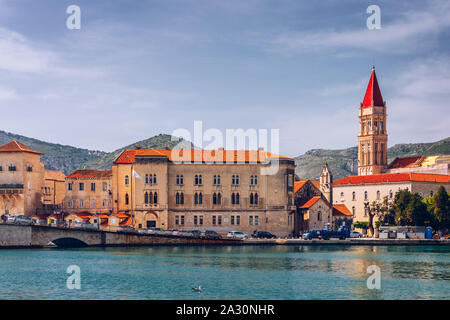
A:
[
  {"left": 379, "top": 196, "right": 395, "bottom": 226},
  {"left": 429, "top": 186, "right": 450, "bottom": 233}
]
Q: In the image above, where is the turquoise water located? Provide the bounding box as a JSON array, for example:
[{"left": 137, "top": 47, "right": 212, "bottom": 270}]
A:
[{"left": 0, "top": 245, "right": 449, "bottom": 299}]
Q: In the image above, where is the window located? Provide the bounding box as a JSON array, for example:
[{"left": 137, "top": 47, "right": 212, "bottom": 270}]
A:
[
  {"left": 254, "top": 193, "right": 258, "bottom": 205},
  {"left": 352, "top": 192, "right": 356, "bottom": 201},
  {"left": 102, "top": 182, "right": 107, "bottom": 191},
  {"left": 389, "top": 190, "right": 393, "bottom": 199},
  {"left": 194, "top": 174, "right": 203, "bottom": 185},
  {"left": 125, "top": 175, "right": 129, "bottom": 185},
  {"left": 68, "top": 183, "right": 73, "bottom": 191},
  {"left": 79, "top": 183, "right": 84, "bottom": 191},
  {"left": 352, "top": 206, "right": 356, "bottom": 216},
  {"left": 180, "top": 216, "right": 184, "bottom": 225},
  {"left": 249, "top": 216, "right": 253, "bottom": 225},
  {"left": 340, "top": 192, "right": 344, "bottom": 201},
  {"left": 318, "top": 211, "right": 322, "bottom": 221},
  {"left": 199, "top": 216, "right": 203, "bottom": 225},
  {"left": 376, "top": 190, "right": 381, "bottom": 200},
  {"left": 213, "top": 193, "right": 217, "bottom": 205},
  {"left": 213, "top": 175, "right": 221, "bottom": 185},
  {"left": 176, "top": 192, "right": 180, "bottom": 204},
  {"left": 145, "top": 192, "right": 149, "bottom": 204},
  {"left": 364, "top": 191, "right": 368, "bottom": 201},
  {"left": 250, "top": 193, "right": 254, "bottom": 205},
  {"left": 236, "top": 216, "right": 240, "bottom": 225},
  {"left": 153, "top": 174, "right": 157, "bottom": 184},
  {"left": 26, "top": 165, "right": 33, "bottom": 172},
  {"left": 0, "top": 165, "right": 2, "bottom": 171},
  {"left": 180, "top": 192, "right": 184, "bottom": 204},
  {"left": 125, "top": 193, "right": 129, "bottom": 205},
  {"left": 250, "top": 193, "right": 258, "bottom": 205},
  {"left": 8, "top": 164, "right": 16, "bottom": 171},
  {"left": 79, "top": 200, "right": 84, "bottom": 208},
  {"left": 102, "top": 199, "right": 108, "bottom": 207},
  {"left": 175, "top": 216, "right": 179, "bottom": 225},
  {"left": 91, "top": 183, "right": 96, "bottom": 191},
  {"left": 153, "top": 192, "right": 158, "bottom": 204},
  {"left": 232, "top": 193, "right": 240, "bottom": 204},
  {"left": 194, "top": 193, "right": 198, "bottom": 205},
  {"left": 68, "top": 200, "right": 73, "bottom": 208},
  {"left": 255, "top": 215, "right": 259, "bottom": 226},
  {"left": 194, "top": 216, "right": 198, "bottom": 225},
  {"left": 212, "top": 216, "right": 216, "bottom": 225},
  {"left": 218, "top": 216, "right": 222, "bottom": 225},
  {"left": 364, "top": 206, "right": 368, "bottom": 217},
  {"left": 231, "top": 216, "right": 235, "bottom": 225},
  {"left": 145, "top": 174, "right": 149, "bottom": 184},
  {"left": 232, "top": 175, "right": 240, "bottom": 185},
  {"left": 250, "top": 175, "right": 258, "bottom": 185},
  {"left": 236, "top": 193, "right": 240, "bottom": 204},
  {"left": 176, "top": 175, "right": 184, "bottom": 185}
]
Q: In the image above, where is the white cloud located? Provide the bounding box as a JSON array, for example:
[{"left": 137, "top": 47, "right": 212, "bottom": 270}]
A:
[
  {"left": 254, "top": 1, "right": 450, "bottom": 55},
  {"left": 0, "top": 85, "right": 18, "bottom": 101}
]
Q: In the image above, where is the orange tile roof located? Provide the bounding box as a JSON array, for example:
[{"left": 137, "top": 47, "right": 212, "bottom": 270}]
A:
[
  {"left": 0, "top": 140, "right": 43, "bottom": 154},
  {"left": 114, "top": 148, "right": 293, "bottom": 164},
  {"left": 67, "top": 169, "right": 112, "bottom": 179},
  {"left": 119, "top": 217, "right": 133, "bottom": 226},
  {"left": 44, "top": 170, "right": 66, "bottom": 181},
  {"left": 333, "top": 204, "right": 352, "bottom": 216},
  {"left": 388, "top": 156, "right": 423, "bottom": 169},
  {"left": 294, "top": 180, "right": 308, "bottom": 193},
  {"left": 334, "top": 173, "right": 450, "bottom": 185},
  {"left": 310, "top": 180, "right": 320, "bottom": 189},
  {"left": 299, "top": 196, "right": 321, "bottom": 208}
]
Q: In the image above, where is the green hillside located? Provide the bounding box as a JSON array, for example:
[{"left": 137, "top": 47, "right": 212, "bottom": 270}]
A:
[
  {"left": 295, "top": 137, "right": 450, "bottom": 180},
  {"left": 0, "top": 130, "right": 106, "bottom": 174}
]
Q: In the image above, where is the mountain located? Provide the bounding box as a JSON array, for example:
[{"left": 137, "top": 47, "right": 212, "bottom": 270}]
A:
[
  {"left": 81, "top": 134, "right": 192, "bottom": 170},
  {"left": 0, "top": 131, "right": 190, "bottom": 174},
  {"left": 0, "top": 130, "right": 106, "bottom": 174},
  {"left": 295, "top": 137, "right": 450, "bottom": 181}
]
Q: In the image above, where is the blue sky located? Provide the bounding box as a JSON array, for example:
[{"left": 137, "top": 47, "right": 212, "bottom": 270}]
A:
[{"left": 0, "top": 0, "right": 449, "bottom": 156}]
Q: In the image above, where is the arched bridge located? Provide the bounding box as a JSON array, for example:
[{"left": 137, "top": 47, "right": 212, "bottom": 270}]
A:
[{"left": 0, "top": 224, "right": 240, "bottom": 248}]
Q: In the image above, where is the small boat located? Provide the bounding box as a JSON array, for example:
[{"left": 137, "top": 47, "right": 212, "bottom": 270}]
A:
[{"left": 192, "top": 285, "right": 202, "bottom": 292}]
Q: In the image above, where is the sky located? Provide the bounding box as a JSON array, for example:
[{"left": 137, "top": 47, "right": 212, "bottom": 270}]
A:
[{"left": 0, "top": 0, "right": 449, "bottom": 157}]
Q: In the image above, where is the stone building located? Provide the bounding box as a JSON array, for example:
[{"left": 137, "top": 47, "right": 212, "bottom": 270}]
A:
[
  {"left": 63, "top": 169, "right": 113, "bottom": 215},
  {"left": 42, "top": 170, "right": 66, "bottom": 212},
  {"left": 333, "top": 67, "right": 450, "bottom": 233},
  {"left": 0, "top": 140, "right": 45, "bottom": 216},
  {"left": 111, "top": 148, "right": 297, "bottom": 236}
]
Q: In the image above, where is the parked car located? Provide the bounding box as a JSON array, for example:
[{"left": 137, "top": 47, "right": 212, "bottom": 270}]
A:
[
  {"left": 189, "top": 230, "right": 202, "bottom": 238},
  {"left": 7, "top": 215, "right": 33, "bottom": 225},
  {"left": 227, "top": 231, "right": 248, "bottom": 240},
  {"left": 178, "top": 230, "right": 194, "bottom": 237},
  {"left": 252, "top": 231, "right": 277, "bottom": 239},
  {"left": 118, "top": 225, "right": 136, "bottom": 232},
  {"left": 202, "top": 230, "right": 221, "bottom": 239},
  {"left": 169, "top": 229, "right": 181, "bottom": 236},
  {"left": 143, "top": 227, "right": 164, "bottom": 235},
  {"left": 74, "top": 221, "right": 98, "bottom": 230},
  {"left": 350, "top": 231, "right": 363, "bottom": 238},
  {"left": 303, "top": 226, "right": 350, "bottom": 240}
]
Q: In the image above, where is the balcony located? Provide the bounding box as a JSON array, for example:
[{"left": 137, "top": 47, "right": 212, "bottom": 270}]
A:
[{"left": 0, "top": 184, "right": 24, "bottom": 195}]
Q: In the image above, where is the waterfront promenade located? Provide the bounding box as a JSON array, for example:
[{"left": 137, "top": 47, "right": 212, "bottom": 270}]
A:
[{"left": 1, "top": 224, "right": 448, "bottom": 248}]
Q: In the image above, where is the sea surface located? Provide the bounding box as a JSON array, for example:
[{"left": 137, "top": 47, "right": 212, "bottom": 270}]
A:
[{"left": 0, "top": 245, "right": 448, "bottom": 299}]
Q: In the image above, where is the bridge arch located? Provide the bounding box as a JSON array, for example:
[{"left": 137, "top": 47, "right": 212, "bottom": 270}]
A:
[{"left": 51, "top": 237, "right": 89, "bottom": 248}]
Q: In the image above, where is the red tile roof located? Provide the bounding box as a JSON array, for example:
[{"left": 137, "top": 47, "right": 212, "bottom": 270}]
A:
[
  {"left": 0, "top": 140, "right": 43, "bottom": 154},
  {"left": 388, "top": 156, "right": 423, "bottom": 169},
  {"left": 334, "top": 173, "right": 450, "bottom": 185},
  {"left": 299, "top": 196, "right": 321, "bottom": 208},
  {"left": 362, "top": 67, "right": 384, "bottom": 108},
  {"left": 114, "top": 148, "right": 292, "bottom": 165},
  {"left": 294, "top": 180, "right": 308, "bottom": 193},
  {"left": 67, "top": 169, "right": 112, "bottom": 179},
  {"left": 333, "top": 204, "right": 352, "bottom": 216}
]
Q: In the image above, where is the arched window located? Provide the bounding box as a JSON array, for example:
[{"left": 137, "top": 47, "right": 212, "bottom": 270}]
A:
[
  {"left": 213, "top": 193, "right": 217, "bottom": 205},
  {"left": 213, "top": 175, "right": 217, "bottom": 185},
  {"left": 340, "top": 192, "right": 344, "bottom": 201},
  {"left": 231, "top": 193, "right": 236, "bottom": 204},
  {"left": 180, "top": 175, "right": 184, "bottom": 185},
  {"left": 232, "top": 175, "right": 235, "bottom": 185},
  {"left": 318, "top": 211, "right": 322, "bottom": 221},
  {"left": 352, "top": 192, "right": 356, "bottom": 201},
  {"left": 236, "top": 175, "right": 239, "bottom": 185},
  {"left": 199, "top": 193, "right": 202, "bottom": 204},
  {"left": 145, "top": 192, "right": 149, "bottom": 204},
  {"left": 236, "top": 193, "right": 240, "bottom": 204},
  {"left": 153, "top": 174, "right": 157, "bottom": 184},
  {"left": 153, "top": 192, "right": 158, "bottom": 204},
  {"left": 352, "top": 206, "right": 356, "bottom": 216},
  {"left": 377, "top": 190, "right": 381, "bottom": 200},
  {"left": 145, "top": 174, "right": 149, "bottom": 184},
  {"left": 149, "top": 174, "right": 153, "bottom": 184},
  {"left": 195, "top": 175, "right": 199, "bottom": 185},
  {"left": 217, "top": 175, "right": 221, "bottom": 185},
  {"left": 125, "top": 193, "right": 129, "bottom": 205},
  {"left": 364, "top": 191, "right": 368, "bottom": 201},
  {"left": 180, "top": 192, "right": 184, "bottom": 204},
  {"left": 250, "top": 193, "right": 254, "bottom": 205},
  {"left": 194, "top": 193, "right": 198, "bottom": 204},
  {"left": 217, "top": 193, "right": 221, "bottom": 205},
  {"left": 176, "top": 175, "right": 180, "bottom": 185},
  {"left": 176, "top": 192, "right": 180, "bottom": 204},
  {"left": 198, "top": 175, "right": 202, "bottom": 185},
  {"left": 125, "top": 175, "right": 129, "bottom": 185},
  {"left": 149, "top": 192, "right": 153, "bottom": 204},
  {"left": 389, "top": 189, "right": 393, "bottom": 199},
  {"left": 254, "top": 193, "right": 258, "bottom": 205},
  {"left": 250, "top": 176, "right": 254, "bottom": 185},
  {"left": 254, "top": 175, "right": 258, "bottom": 185}
]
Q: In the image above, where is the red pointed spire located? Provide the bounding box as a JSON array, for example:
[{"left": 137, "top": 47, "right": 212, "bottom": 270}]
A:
[{"left": 362, "top": 66, "right": 384, "bottom": 108}]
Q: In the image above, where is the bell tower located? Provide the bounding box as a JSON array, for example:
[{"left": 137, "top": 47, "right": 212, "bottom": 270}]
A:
[{"left": 358, "top": 66, "right": 388, "bottom": 176}]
